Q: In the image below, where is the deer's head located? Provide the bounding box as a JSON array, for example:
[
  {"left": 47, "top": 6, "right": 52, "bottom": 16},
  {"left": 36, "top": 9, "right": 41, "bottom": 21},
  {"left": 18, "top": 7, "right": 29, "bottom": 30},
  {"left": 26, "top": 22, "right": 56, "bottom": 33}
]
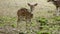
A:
[{"left": 28, "top": 3, "right": 38, "bottom": 12}]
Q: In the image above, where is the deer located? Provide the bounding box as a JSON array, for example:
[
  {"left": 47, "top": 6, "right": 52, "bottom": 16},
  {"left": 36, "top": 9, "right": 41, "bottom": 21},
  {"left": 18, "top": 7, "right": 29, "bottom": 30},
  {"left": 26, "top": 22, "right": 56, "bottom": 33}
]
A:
[
  {"left": 47, "top": 0, "right": 60, "bottom": 16},
  {"left": 17, "top": 3, "right": 38, "bottom": 33}
]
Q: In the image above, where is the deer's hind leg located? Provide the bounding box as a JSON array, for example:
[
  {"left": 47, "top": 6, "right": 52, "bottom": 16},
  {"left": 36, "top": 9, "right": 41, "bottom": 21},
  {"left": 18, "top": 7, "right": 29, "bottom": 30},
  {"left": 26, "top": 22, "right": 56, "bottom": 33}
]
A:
[
  {"left": 17, "top": 16, "right": 23, "bottom": 28},
  {"left": 17, "top": 16, "right": 25, "bottom": 33},
  {"left": 17, "top": 16, "right": 24, "bottom": 22}
]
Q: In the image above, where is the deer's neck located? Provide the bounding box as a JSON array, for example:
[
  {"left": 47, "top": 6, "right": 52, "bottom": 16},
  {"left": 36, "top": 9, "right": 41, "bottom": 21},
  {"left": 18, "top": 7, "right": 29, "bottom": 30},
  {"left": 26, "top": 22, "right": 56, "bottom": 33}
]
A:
[{"left": 30, "top": 7, "right": 33, "bottom": 13}]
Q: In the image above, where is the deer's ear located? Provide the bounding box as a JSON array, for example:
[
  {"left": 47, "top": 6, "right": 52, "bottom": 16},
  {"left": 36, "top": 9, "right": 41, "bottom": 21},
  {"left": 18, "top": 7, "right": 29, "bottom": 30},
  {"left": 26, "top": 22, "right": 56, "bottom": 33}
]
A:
[
  {"left": 28, "top": 3, "right": 31, "bottom": 6},
  {"left": 34, "top": 3, "right": 38, "bottom": 6}
]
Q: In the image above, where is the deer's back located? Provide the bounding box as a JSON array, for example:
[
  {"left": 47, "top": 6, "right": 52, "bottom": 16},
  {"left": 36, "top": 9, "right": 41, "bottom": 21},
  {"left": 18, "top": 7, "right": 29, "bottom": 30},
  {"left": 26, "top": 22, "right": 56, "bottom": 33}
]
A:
[{"left": 17, "top": 8, "right": 33, "bottom": 19}]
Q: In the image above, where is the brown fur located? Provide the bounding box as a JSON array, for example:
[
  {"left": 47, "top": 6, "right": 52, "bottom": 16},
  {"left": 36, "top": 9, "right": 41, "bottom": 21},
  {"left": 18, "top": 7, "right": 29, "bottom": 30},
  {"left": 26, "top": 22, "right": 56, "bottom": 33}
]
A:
[
  {"left": 17, "top": 3, "right": 37, "bottom": 22},
  {"left": 17, "top": 8, "right": 33, "bottom": 21}
]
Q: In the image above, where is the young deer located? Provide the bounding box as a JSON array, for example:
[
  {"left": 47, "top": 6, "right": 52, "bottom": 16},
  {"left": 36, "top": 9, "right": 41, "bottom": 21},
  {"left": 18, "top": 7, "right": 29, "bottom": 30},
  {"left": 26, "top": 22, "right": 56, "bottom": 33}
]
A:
[
  {"left": 17, "top": 3, "right": 38, "bottom": 33},
  {"left": 17, "top": 3, "right": 37, "bottom": 23},
  {"left": 47, "top": 0, "right": 60, "bottom": 16}
]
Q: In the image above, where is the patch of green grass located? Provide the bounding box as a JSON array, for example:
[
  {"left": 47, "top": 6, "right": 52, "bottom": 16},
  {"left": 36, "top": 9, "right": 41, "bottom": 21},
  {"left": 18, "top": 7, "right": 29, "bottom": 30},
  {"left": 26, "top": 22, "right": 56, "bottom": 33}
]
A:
[
  {"left": 0, "top": 16, "right": 17, "bottom": 27},
  {"left": 31, "top": 22, "right": 36, "bottom": 26},
  {"left": 11, "top": 23, "right": 17, "bottom": 28},
  {"left": 36, "top": 17, "right": 48, "bottom": 25},
  {"left": 52, "top": 16, "right": 60, "bottom": 21},
  {"left": 36, "top": 31, "right": 41, "bottom": 34},
  {"left": 36, "top": 31, "right": 50, "bottom": 34},
  {"left": 40, "top": 32, "right": 50, "bottom": 34}
]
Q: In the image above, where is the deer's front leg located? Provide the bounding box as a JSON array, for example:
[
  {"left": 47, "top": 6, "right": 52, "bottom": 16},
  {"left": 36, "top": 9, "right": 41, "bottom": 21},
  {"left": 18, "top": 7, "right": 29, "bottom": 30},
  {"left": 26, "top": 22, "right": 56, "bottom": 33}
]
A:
[{"left": 25, "top": 19, "right": 33, "bottom": 34}]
